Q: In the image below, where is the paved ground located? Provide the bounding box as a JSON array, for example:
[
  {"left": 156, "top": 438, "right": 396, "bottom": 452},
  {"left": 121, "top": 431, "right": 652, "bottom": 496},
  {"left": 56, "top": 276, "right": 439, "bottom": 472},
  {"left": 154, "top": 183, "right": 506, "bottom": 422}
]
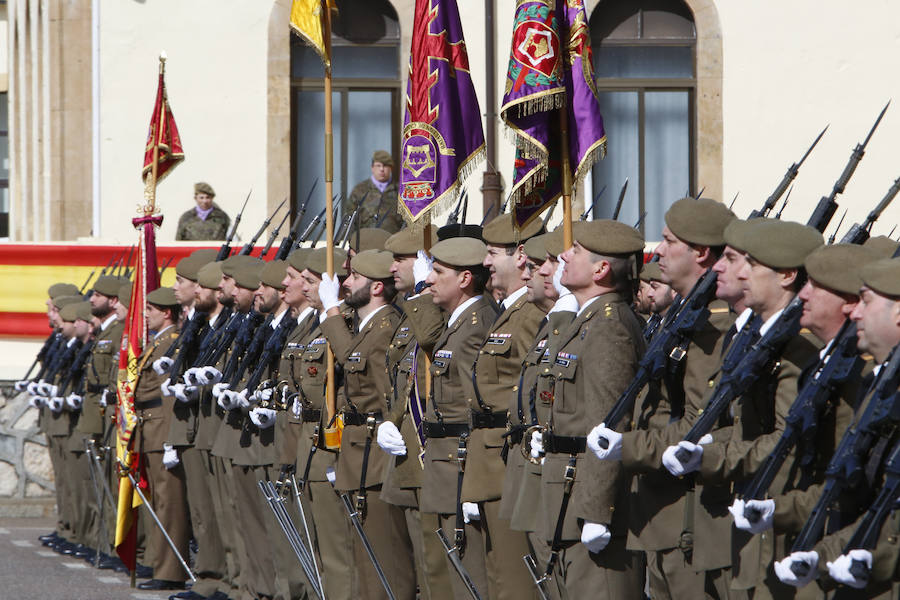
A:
[{"left": 0, "top": 516, "right": 173, "bottom": 600}]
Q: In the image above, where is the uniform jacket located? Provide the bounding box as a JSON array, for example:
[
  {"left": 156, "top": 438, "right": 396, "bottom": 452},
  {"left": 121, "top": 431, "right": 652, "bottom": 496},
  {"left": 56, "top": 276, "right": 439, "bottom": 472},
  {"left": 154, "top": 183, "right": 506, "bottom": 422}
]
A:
[
  {"left": 78, "top": 318, "right": 124, "bottom": 436},
  {"left": 175, "top": 204, "right": 230, "bottom": 241},
  {"left": 343, "top": 178, "right": 402, "bottom": 233},
  {"left": 134, "top": 327, "right": 182, "bottom": 453}
]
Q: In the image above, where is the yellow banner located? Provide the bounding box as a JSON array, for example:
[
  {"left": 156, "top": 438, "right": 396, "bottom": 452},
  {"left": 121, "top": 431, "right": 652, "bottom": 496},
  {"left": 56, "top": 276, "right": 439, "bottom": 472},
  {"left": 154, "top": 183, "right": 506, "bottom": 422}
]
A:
[{"left": 290, "top": 0, "right": 334, "bottom": 72}]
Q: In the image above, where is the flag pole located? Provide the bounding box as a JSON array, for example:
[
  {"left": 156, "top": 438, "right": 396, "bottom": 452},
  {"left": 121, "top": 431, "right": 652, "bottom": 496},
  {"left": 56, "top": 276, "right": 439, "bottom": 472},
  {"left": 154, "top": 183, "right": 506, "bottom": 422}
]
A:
[
  {"left": 559, "top": 107, "right": 573, "bottom": 248},
  {"left": 323, "top": 2, "right": 337, "bottom": 430},
  {"left": 147, "top": 53, "right": 167, "bottom": 218}
]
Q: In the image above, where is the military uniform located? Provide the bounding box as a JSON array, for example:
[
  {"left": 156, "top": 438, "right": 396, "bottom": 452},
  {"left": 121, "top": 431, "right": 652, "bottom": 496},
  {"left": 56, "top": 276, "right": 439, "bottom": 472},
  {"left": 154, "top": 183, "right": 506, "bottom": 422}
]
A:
[
  {"left": 175, "top": 203, "right": 231, "bottom": 241},
  {"left": 343, "top": 178, "right": 403, "bottom": 233}
]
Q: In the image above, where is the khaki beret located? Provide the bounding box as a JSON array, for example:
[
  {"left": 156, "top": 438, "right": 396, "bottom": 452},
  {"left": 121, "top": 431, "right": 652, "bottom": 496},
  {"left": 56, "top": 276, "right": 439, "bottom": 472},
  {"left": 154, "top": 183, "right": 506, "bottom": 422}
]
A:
[
  {"left": 197, "top": 262, "right": 223, "bottom": 289},
  {"left": 189, "top": 248, "right": 219, "bottom": 262},
  {"left": 75, "top": 301, "right": 93, "bottom": 322},
  {"left": 723, "top": 219, "right": 752, "bottom": 251},
  {"left": 54, "top": 294, "right": 84, "bottom": 309},
  {"left": 545, "top": 228, "right": 566, "bottom": 258},
  {"left": 734, "top": 219, "right": 823, "bottom": 269},
  {"left": 861, "top": 258, "right": 900, "bottom": 298},
  {"left": 233, "top": 263, "right": 263, "bottom": 290},
  {"left": 665, "top": 197, "right": 736, "bottom": 247},
  {"left": 436, "top": 223, "right": 484, "bottom": 241},
  {"left": 523, "top": 233, "right": 551, "bottom": 261},
  {"left": 640, "top": 262, "right": 664, "bottom": 283},
  {"left": 483, "top": 212, "right": 543, "bottom": 246},
  {"left": 287, "top": 248, "right": 312, "bottom": 273},
  {"left": 48, "top": 282, "right": 80, "bottom": 300},
  {"left": 431, "top": 237, "right": 487, "bottom": 268},
  {"left": 385, "top": 228, "right": 422, "bottom": 256},
  {"left": 350, "top": 227, "right": 392, "bottom": 253},
  {"left": 59, "top": 303, "right": 80, "bottom": 323},
  {"left": 804, "top": 244, "right": 877, "bottom": 296},
  {"left": 118, "top": 283, "right": 132, "bottom": 306},
  {"left": 221, "top": 254, "right": 261, "bottom": 277},
  {"left": 864, "top": 235, "right": 900, "bottom": 258},
  {"left": 351, "top": 250, "right": 394, "bottom": 280},
  {"left": 260, "top": 260, "right": 288, "bottom": 290},
  {"left": 92, "top": 275, "right": 122, "bottom": 297},
  {"left": 175, "top": 255, "right": 205, "bottom": 281},
  {"left": 573, "top": 220, "right": 644, "bottom": 255},
  {"left": 372, "top": 150, "right": 393, "bottom": 166},
  {"left": 147, "top": 287, "right": 179, "bottom": 307},
  {"left": 194, "top": 182, "right": 215, "bottom": 197},
  {"left": 306, "top": 247, "right": 348, "bottom": 277}
]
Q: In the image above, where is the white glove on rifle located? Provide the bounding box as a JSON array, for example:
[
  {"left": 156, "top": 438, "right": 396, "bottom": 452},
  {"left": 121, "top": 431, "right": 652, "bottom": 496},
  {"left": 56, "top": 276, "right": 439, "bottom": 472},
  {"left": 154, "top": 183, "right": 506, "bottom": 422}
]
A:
[
  {"left": 413, "top": 250, "right": 434, "bottom": 287},
  {"left": 376, "top": 422, "right": 407, "bottom": 456},
  {"left": 827, "top": 550, "right": 871, "bottom": 589},
  {"left": 65, "top": 393, "right": 83, "bottom": 411},
  {"left": 29, "top": 396, "right": 46, "bottom": 410},
  {"left": 581, "top": 522, "right": 611, "bottom": 553},
  {"left": 729, "top": 498, "right": 775, "bottom": 534},
  {"left": 152, "top": 356, "right": 174, "bottom": 375},
  {"left": 462, "top": 502, "right": 480, "bottom": 524},
  {"left": 249, "top": 406, "right": 277, "bottom": 429},
  {"left": 183, "top": 368, "right": 200, "bottom": 387},
  {"left": 587, "top": 423, "right": 622, "bottom": 461},
  {"left": 234, "top": 389, "right": 252, "bottom": 410},
  {"left": 162, "top": 443, "right": 180, "bottom": 470},
  {"left": 173, "top": 383, "right": 198, "bottom": 404},
  {"left": 201, "top": 366, "right": 223, "bottom": 385},
  {"left": 662, "top": 435, "right": 712, "bottom": 476},
  {"left": 774, "top": 551, "right": 818, "bottom": 587},
  {"left": 160, "top": 379, "right": 173, "bottom": 398},
  {"left": 255, "top": 387, "right": 274, "bottom": 405},
  {"left": 15, "top": 380, "right": 30, "bottom": 392},
  {"left": 99, "top": 389, "right": 112, "bottom": 409},
  {"left": 48, "top": 396, "right": 64, "bottom": 413},
  {"left": 40, "top": 382, "right": 58, "bottom": 397},
  {"left": 319, "top": 273, "right": 342, "bottom": 312}
]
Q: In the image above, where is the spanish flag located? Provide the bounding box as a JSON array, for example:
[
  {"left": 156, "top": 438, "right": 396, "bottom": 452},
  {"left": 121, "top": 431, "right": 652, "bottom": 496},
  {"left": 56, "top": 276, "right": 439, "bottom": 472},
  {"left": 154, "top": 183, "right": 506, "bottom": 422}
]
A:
[{"left": 290, "top": 0, "right": 336, "bottom": 72}]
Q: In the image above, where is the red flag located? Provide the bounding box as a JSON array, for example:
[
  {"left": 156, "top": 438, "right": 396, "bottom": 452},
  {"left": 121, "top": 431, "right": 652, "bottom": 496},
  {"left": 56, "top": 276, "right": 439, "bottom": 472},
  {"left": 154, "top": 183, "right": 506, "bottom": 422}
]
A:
[{"left": 142, "top": 70, "right": 184, "bottom": 189}]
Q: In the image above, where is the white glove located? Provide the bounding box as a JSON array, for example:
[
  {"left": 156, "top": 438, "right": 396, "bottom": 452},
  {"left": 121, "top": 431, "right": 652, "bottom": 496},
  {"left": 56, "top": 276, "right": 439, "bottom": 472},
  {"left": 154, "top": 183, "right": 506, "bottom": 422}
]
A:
[
  {"left": 587, "top": 423, "right": 622, "bottom": 461},
  {"left": 662, "top": 440, "right": 705, "bottom": 476},
  {"left": 27, "top": 381, "right": 41, "bottom": 395},
  {"left": 319, "top": 272, "right": 341, "bottom": 312},
  {"left": 462, "top": 502, "right": 480, "bottom": 524},
  {"left": 162, "top": 444, "right": 180, "bottom": 470},
  {"left": 160, "top": 379, "right": 173, "bottom": 397},
  {"left": 65, "top": 393, "right": 83, "bottom": 411},
  {"left": 549, "top": 293, "right": 578, "bottom": 315},
  {"left": 530, "top": 429, "right": 544, "bottom": 459},
  {"left": 249, "top": 406, "right": 277, "bottom": 429},
  {"left": 173, "top": 383, "right": 198, "bottom": 404},
  {"left": 184, "top": 367, "right": 201, "bottom": 386},
  {"left": 414, "top": 250, "right": 434, "bottom": 286},
  {"left": 41, "top": 383, "right": 58, "bottom": 397},
  {"left": 552, "top": 260, "right": 571, "bottom": 296},
  {"left": 255, "top": 387, "right": 274, "bottom": 405},
  {"left": 291, "top": 393, "right": 302, "bottom": 419},
  {"left": 15, "top": 380, "right": 30, "bottom": 392},
  {"left": 376, "top": 422, "right": 407, "bottom": 456},
  {"left": 326, "top": 466, "right": 337, "bottom": 484},
  {"left": 729, "top": 498, "right": 775, "bottom": 534},
  {"left": 581, "top": 522, "right": 611, "bottom": 553},
  {"left": 49, "top": 396, "right": 64, "bottom": 413},
  {"left": 28, "top": 396, "right": 46, "bottom": 409},
  {"left": 827, "top": 549, "right": 871, "bottom": 589},
  {"left": 152, "top": 356, "right": 174, "bottom": 375},
  {"left": 99, "top": 389, "right": 112, "bottom": 409},
  {"left": 202, "top": 367, "right": 223, "bottom": 385},
  {"left": 234, "top": 389, "right": 252, "bottom": 410},
  {"left": 774, "top": 551, "right": 818, "bottom": 587},
  {"left": 212, "top": 382, "right": 230, "bottom": 401}
]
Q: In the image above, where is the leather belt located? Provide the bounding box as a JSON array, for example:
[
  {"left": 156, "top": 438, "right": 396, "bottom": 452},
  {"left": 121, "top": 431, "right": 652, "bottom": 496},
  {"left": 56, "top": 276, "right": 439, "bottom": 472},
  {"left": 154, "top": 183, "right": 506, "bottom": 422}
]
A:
[
  {"left": 135, "top": 398, "right": 162, "bottom": 410},
  {"left": 301, "top": 408, "right": 321, "bottom": 423},
  {"left": 86, "top": 383, "right": 107, "bottom": 394},
  {"left": 423, "top": 421, "right": 470, "bottom": 438},
  {"left": 470, "top": 410, "right": 508, "bottom": 430},
  {"left": 543, "top": 433, "right": 586, "bottom": 455},
  {"left": 342, "top": 410, "right": 383, "bottom": 427},
  {"left": 504, "top": 424, "right": 527, "bottom": 446}
]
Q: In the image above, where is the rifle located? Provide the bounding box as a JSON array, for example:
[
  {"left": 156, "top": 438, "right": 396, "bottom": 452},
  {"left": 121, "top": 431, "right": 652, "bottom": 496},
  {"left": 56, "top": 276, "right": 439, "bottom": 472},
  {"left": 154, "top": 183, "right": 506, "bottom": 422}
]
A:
[
  {"left": 788, "top": 344, "right": 900, "bottom": 578},
  {"left": 828, "top": 210, "right": 848, "bottom": 245},
  {"left": 158, "top": 256, "right": 174, "bottom": 279},
  {"left": 79, "top": 269, "right": 96, "bottom": 295},
  {"left": 340, "top": 208, "right": 361, "bottom": 249},
  {"left": 287, "top": 207, "right": 327, "bottom": 255},
  {"left": 53, "top": 339, "right": 95, "bottom": 400},
  {"left": 98, "top": 253, "right": 118, "bottom": 278},
  {"left": 840, "top": 175, "right": 900, "bottom": 245},
  {"left": 262, "top": 209, "right": 291, "bottom": 258},
  {"left": 749, "top": 125, "right": 828, "bottom": 219},
  {"left": 773, "top": 186, "right": 793, "bottom": 220},
  {"left": 164, "top": 312, "right": 209, "bottom": 386},
  {"left": 228, "top": 314, "right": 275, "bottom": 390},
  {"left": 693, "top": 186, "right": 705, "bottom": 200},
  {"left": 240, "top": 198, "right": 287, "bottom": 256},
  {"left": 308, "top": 207, "right": 332, "bottom": 248},
  {"left": 806, "top": 102, "right": 889, "bottom": 233},
  {"left": 243, "top": 317, "right": 297, "bottom": 395},
  {"left": 273, "top": 180, "right": 318, "bottom": 259},
  {"left": 633, "top": 211, "right": 648, "bottom": 230},
  {"left": 729, "top": 192, "right": 739, "bottom": 211},
  {"left": 220, "top": 311, "right": 267, "bottom": 386},
  {"left": 445, "top": 190, "right": 467, "bottom": 227},
  {"left": 479, "top": 203, "right": 497, "bottom": 227},
  {"left": 578, "top": 184, "right": 607, "bottom": 221},
  {"left": 195, "top": 310, "right": 244, "bottom": 368},
  {"left": 217, "top": 189, "right": 252, "bottom": 261},
  {"left": 612, "top": 179, "right": 628, "bottom": 220},
  {"left": 19, "top": 332, "right": 57, "bottom": 382}
]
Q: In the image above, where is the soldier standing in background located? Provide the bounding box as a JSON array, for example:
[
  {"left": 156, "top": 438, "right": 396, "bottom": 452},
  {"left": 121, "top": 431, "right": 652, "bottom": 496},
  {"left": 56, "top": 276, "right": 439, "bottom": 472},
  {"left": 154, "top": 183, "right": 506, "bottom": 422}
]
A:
[
  {"left": 344, "top": 151, "right": 403, "bottom": 233},
  {"left": 176, "top": 182, "right": 231, "bottom": 241}
]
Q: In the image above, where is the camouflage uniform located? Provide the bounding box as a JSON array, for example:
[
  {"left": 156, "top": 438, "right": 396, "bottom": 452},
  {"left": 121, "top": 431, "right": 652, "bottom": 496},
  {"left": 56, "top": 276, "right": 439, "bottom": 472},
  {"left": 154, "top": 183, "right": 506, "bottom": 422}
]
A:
[
  {"left": 344, "top": 179, "right": 403, "bottom": 233},
  {"left": 175, "top": 204, "right": 231, "bottom": 241}
]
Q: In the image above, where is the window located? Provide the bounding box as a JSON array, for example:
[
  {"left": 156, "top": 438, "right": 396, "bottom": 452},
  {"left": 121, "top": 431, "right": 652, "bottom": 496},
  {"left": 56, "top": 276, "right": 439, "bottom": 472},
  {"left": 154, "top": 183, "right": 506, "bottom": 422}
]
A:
[
  {"left": 589, "top": 0, "right": 695, "bottom": 237},
  {"left": 290, "top": 0, "right": 400, "bottom": 230},
  {"left": 0, "top": 92, "right": 7, "bottom": 238}
]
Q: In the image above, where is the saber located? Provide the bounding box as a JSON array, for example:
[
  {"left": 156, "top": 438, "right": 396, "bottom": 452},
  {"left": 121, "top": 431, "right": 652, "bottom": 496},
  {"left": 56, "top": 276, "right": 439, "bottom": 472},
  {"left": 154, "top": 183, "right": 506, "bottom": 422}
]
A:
[
  {"left": 83, "top": 439, "right": 108, "bottom": 568},
  {"left": 436, "top": 529, "right": 483, "bottom": 600},
  {"left": 291, "top": 475, "right": 324, "bottom": 598}
]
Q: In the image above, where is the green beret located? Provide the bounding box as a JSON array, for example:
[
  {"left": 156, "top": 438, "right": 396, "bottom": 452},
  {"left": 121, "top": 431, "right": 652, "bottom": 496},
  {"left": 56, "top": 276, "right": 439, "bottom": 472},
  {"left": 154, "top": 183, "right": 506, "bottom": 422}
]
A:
[
  {"left": 118, "top": 283, "right": 132, "bottom": 306},
  {"left": 864, "top": 235, "right": 900, "bottom": 258},
  {"left": 544, "top": 229, "right": 566, "bottom": 258},
  {"left": 59, "top": 303, "right": 80, "bottom": 323},
  {"left": 723, "top": 219, "right": 752, "bottom": 251},
  {"left": 735, "top": 219, "right": 823, "bottom": 269},
  {"left": 75, "top": 301, "right": 93, "bottom": 322},
  {"left": 92, "top": 275, "right": 122, "bottom": 297},
  {"left": 350, "top": 228, "right": 392, "bottom": 253},
  {"left": 194, "top": 181, "right": 215, "bottom": 197},
  {"left": 221, "top": 254, "right": 261, "bottom": 277},
  {"left": 372, "top": 150, "right": 393, "bottom": 166},
  {"left": 175, "top": 255, "right": 204, "bottom": 281},
  {"left": 147, "top": 287, "right": 178, "bottom": 307},
  {"left": 665, "top": 197, "right": 736, "bottom": 247},
  {"left": 804, "top": 244, "right": 877, "bottom": 296},
  {"left": 573, "top": 220, "right": 644, "bottom": 255},
  {"left": 287, "top": 248, "right": 311, "bottom": 273},
  {"left": 351, "top": 250, "right": 393, "bottom": 280},
  {"left": 640, "top": 262, "right": 664, "bottom": 283},
  {"left": 306, "top": 247, "right": 348, "bottom": 277},
  {"left": 861, "top": 258, "right": 900, "bottom": 298},
  {"left": 48, "top": 283, "right": 80, "bottom": 300},
  {"left": 197, "top": 262, "right": 223, "bottom": 289},
  {"left": 260, "top": 260, "right": 288, "bottom": 290},
  {"left": 54, "top": 294, "right": 84, "bottom": 309},
  {"left": 189, "top": 248, "right": 218, "bottom": 262},
  {"left": 483, "top": 212, "right": 543, "bottom": 246},
  {"left": 385, "top": 228, "right": 422, "bottom": 256},
  {"left": 431, "top": 237, "right": 487, "bottom": 268},
  {"left": 232, "top": 263, "right": 263, "bottom": 290},
  {"left": 523, "top": 233, "right": 550, "bottom": 261}
]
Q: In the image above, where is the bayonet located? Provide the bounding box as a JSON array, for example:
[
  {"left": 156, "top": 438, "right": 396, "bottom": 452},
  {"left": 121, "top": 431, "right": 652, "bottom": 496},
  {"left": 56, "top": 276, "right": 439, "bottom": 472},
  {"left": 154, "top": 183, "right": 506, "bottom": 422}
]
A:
[
  {"left": 729, "top": 191, "right": 739, "bottom": 211},
  {"left": 158, "top": 256, "right": 174, "bottom": 279},
  {"left": 633, "top": 211, "right": 648, "bottom": 230},
  {"left": 774, "top": 186, "right": 793, "bottom": 220},
  {"left": 79, "top": 269, "right": 96, "bottom": 295},
  {"left": 578, "top": 184, "right": 607, "bottom": 221},
  {"left": 612, "top": 179, "right": 628, "bottom": 220},
  {"left": 479, "top": 203, "right": 497, "bottom": 227},
  {"left": 262, "top": 208, "right": 291, "bottom": 258},
  {"left": 240, "top": 198, "right": 287, "bottom": 255},
  {"left": 217, "top": 189, "right": 252, "bottom": 261},
  {"left": 828, "top": 210, "right": 847, "bottom": 244},
  {"left": 693, "top": 186, "right": 705, "bottom": 200},
  {"left": 841, "top": 175, "right": 900, "bottom": 244},
  {"left": 751, "top": 125, "right": 829, "bottom": 219}
]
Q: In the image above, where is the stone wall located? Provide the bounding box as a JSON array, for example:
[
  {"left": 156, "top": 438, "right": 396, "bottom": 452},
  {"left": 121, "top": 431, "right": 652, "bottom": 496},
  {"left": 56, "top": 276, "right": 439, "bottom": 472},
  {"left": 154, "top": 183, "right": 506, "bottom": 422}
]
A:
[{"left": 0, "top": 384, "right": 54, "bottom": 499}]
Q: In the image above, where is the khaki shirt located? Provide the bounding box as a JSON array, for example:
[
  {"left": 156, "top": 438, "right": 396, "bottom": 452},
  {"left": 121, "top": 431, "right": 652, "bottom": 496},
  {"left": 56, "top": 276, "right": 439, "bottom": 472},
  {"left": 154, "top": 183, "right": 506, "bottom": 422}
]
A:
[{"left": 175, "top": 204, "right": 230, "bottom": 241}]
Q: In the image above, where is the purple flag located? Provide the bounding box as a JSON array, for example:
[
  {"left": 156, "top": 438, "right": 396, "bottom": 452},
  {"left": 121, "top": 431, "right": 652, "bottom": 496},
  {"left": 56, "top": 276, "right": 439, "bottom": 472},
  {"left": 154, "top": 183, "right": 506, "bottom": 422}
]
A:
[
  {"left": 501, "top": 0, "right": 607, "bottom": 229},
  {"left": 399, "top": 0, "right": 485, "bottom": 225}
]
